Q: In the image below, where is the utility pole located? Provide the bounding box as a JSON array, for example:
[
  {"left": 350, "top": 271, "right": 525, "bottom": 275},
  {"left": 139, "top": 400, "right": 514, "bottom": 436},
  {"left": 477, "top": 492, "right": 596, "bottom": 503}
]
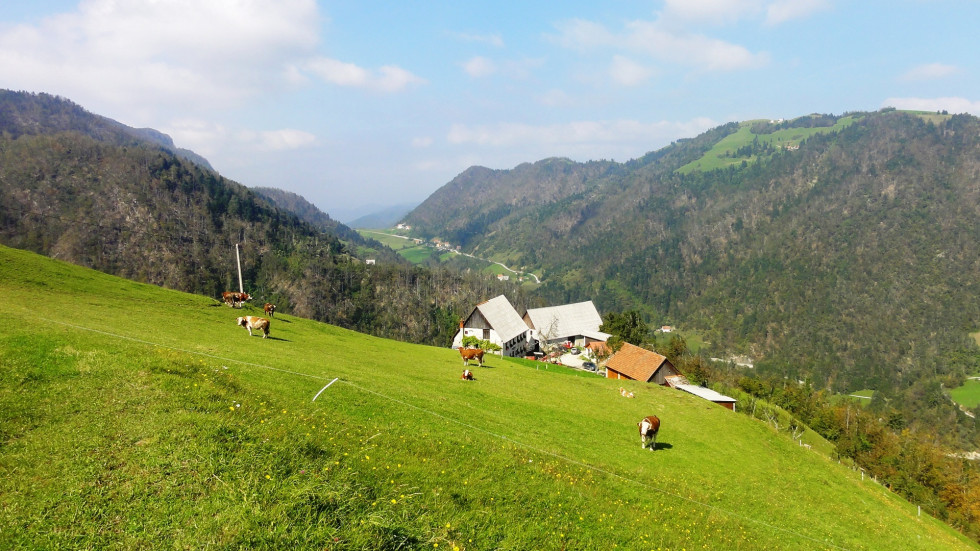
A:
[{"left": 235, "top": 243, "right": 244, "bottom": 294}]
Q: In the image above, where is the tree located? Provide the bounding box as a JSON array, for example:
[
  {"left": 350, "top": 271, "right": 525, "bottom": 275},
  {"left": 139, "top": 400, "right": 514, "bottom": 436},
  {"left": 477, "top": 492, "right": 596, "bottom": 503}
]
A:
[{"left": 600, "top": 310, "right": 649, "bottom": 347}]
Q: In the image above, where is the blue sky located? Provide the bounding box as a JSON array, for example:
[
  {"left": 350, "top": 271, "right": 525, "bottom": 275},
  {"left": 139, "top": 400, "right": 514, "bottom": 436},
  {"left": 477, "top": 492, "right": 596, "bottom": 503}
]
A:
[{"left": 2, "top": 1, "right": 978, "bottom": 221}]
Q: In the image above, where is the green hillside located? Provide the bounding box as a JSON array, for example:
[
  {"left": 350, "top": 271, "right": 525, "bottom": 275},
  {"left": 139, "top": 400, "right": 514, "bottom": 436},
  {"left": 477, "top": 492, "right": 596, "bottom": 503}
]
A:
[{"left": 1, "top": 245, "right": 975, "bottom": 550}]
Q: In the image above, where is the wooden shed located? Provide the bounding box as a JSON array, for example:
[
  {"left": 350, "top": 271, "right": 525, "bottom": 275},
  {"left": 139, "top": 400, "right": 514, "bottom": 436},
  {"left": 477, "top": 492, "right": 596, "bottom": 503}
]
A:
[{"left": 604, "top": 343, "right": 680, "bottom": 385}]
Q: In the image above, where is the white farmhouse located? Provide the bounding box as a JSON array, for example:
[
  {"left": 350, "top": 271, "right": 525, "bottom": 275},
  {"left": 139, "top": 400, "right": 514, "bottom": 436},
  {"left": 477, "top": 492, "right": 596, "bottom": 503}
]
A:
[{"left": 452, "top": 295, "right": 531, "bottom": 357}]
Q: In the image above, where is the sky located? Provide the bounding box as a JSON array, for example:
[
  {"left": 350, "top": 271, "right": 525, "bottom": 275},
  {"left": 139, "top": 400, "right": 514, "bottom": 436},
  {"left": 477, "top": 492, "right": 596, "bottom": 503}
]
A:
[{"left": 2, "top": 1, "right": 979, "bottom": 222}]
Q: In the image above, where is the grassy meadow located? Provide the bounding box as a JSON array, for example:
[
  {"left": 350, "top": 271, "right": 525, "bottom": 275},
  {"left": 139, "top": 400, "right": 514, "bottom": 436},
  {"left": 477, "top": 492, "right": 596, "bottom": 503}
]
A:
[
  {"left": 676, "top": 116, "right": 860, "bottom": 174},
  {"left": 952, "top": 380, "right": 980, "bottom": 410},
  {"left": 0, "top": 245, "right": 976, "bottom": 550}
]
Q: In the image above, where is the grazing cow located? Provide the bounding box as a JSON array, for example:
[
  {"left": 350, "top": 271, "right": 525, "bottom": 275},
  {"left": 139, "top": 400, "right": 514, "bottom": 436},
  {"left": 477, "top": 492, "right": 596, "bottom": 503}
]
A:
[
  {"left": 458, "top": 347, "right": 484, "bottom": 367},
  {"left": 461, "top": 369, "right": 475, "bottom": 380},
  {"left": 263, "top": 303, "right": 276, "bottom": 317},
  {"left": 222, "top": 291, "right": 251, "bottom": 308},
  {"left": 638, "top": 415, "right": 661, "bottom": 451},
  {"left": 236, "top": 316, "right": 270, "bottom": 338}
]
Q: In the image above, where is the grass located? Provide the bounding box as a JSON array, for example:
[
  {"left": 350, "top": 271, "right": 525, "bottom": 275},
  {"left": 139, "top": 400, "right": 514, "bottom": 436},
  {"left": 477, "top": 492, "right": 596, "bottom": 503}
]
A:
[
  {"left": 677, "top": 115, "right": 861, "bottom": 174},
  {"left": 951, "top": 380, "right": 980, "bottom": 410},
  {"left": 0, "top": 244, "right": 976, "bottom": 550}
]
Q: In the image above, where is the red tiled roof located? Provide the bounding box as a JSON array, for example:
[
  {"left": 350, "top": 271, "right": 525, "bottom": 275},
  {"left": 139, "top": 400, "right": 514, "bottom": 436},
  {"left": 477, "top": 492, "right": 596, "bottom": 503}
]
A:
[
  {"left": 605, "top": 342, "right": 670, "bottom": 382},
  {"left": 585, "top": 341, "right": 610, "bottom": 355}
]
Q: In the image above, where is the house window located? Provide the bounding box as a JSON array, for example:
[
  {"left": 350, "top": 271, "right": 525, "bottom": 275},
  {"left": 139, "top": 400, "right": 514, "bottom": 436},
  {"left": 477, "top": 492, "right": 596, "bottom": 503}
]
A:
[{"left": 483, "top": 329, "right": 490, "bottom": 340}]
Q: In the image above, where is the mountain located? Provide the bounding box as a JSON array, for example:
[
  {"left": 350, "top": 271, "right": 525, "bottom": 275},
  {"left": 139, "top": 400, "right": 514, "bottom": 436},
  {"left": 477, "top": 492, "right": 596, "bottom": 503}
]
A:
[
  {"left": 405, "top": 110, "right": 980, "bottom": 434},
  {"left": 0, "top": 89, "right": 525, "bottom": 346},
  {"left": 0, "top": 90, "right": 212, "bottom": 170},
  {"left": 250, "top": 186, "right": 401, "bottom": 263},
  {"left": 345, "top": 202, "right": 417, "bottom": 229}
]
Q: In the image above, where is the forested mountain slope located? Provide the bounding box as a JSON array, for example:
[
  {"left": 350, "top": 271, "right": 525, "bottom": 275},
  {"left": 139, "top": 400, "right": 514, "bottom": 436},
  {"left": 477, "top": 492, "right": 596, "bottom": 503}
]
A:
[
  {"left": 406, "top": 111, "right": 980, "bottom": 396},
  {"left": 0, "top": 90, "right": 524, "bottom": 345}
]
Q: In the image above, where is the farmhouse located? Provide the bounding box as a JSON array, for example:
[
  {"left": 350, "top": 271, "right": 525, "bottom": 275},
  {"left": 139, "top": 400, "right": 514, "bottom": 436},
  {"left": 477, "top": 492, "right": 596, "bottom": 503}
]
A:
[
  {"left": 523, "top": 301, "right": 610, "bottom": 350},
  {"left": 604, "top": 343, "right": 680, "bottom": 384},
  {"left": 452, "top": 295, "right": 531, "bottom": 357}
]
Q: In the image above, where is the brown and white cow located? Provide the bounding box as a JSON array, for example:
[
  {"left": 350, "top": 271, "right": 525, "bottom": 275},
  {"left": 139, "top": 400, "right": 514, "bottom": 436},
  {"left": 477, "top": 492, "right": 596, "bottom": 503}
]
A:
[
  {"left": 461, "top": 369, "right": 475, "bottom": 380},
  {"left": 237, "top": 316, "right": 270, "bottom": 338},
  {"left": 458, "top": 347, "right": 484, "bottom": 367},
  {"left": 222, "top": 291, "right": 251, "bottom": 308},
  {"left": 638, "top": 415, "right": 661, "bottom": 451},
  {"left": 263, "top": 303, "right": 276, "bottom": 317}
]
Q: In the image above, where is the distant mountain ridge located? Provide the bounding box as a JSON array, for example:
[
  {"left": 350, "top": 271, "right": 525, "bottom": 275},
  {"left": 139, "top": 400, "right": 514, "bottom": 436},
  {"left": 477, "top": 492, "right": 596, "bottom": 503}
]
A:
[
  {"left": 0, "top": 90, "right": 212, "bottom": 170},
  {"left": 345, "top": 203, "right": 417, "bottom": 229},
  {"left": 406, "top": 110, "right": 980, "bottom": 399},
  {"left": 251, "top": 186, "right": 404, "bottom": 265}
]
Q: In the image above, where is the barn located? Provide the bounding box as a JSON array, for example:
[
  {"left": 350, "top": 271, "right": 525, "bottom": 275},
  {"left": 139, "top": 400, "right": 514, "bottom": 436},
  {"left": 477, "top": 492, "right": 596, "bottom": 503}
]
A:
[
  {"left": 523, "top": 300, "right": 610, "bottom": 350},
  {"left": 675, "top": 384, "right": 737, "bottom": 411},
  {"left": 604, "top": 342, "right": 680, "bottom": 385},
  {"left": 451, "top": 295, "right": 531, "bottom": 357},
  {"left": 664, "top": 374, "right": 738, "bottom": 411}
]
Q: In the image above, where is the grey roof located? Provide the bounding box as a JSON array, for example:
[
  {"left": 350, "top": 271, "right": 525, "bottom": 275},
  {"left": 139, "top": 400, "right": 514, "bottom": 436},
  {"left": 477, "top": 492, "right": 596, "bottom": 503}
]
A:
[
  {"left": 474, "top": 295, "right": 529, "bottom": 342},
  {"left": 525, "top": 301, "right": 604, "bottom": 340},
  {"left": 676, "top": 384, "right": 737, "bottom": 403}
]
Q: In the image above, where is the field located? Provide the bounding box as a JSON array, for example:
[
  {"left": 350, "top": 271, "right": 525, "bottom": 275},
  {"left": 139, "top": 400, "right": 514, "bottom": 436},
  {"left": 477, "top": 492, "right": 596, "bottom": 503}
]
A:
[
  {"left": 952, "top": 380, "right": 980, "bottom": 410},
  {"left": 0, "top": 245, "right": 976, "bottom": 550},
  {"left": 676, "top": 116, "right": 860, "bottom": 174}
]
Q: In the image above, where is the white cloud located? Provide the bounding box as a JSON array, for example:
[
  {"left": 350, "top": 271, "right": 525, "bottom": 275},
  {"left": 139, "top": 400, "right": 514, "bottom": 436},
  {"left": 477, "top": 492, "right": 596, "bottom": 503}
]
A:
[
  {"left": 166, "top": 119, "right": 316, "bottom": 156},
  {"left": 254, "top": 129, "right": 317, "bottom": 151},
  {"left": 663, "top": 0, "right": 764, "bottom": 25},
  {"left": 447, "top": 118, "right": 717, "bottom": 152},
  {"left": 660, "top": 0, "right": 829, "bottom": 25},
  {"left": 552, "top": 18, "right": 768, "bottom": 73},
  {"left": 375, "top": 65, "right": 426, "bottom": 92},
  {"left": 550, "top": 19, "right": 618, "bottom": 51},
  {"left": 765, "top": 0, "right": 831, "bottom": 25},
  {"left": 0, "top": 0, "right": 424, "bottom": 130},
  {"left": 304, "top": 57, "right": 424, "bottom": 92},
  {"left": 900, "top": 63, "right": 959, "bottom": 82},
  {"left": 411, "top": 136, "right": 434, "bottom": 148},
  {"left": 0, "top": 0, "right": 320, "bottom": 121},
  {"left": 462, "top": 56, "right": 497, "bottom": 77},
  {"left": 625, "top": 20, "right": 769, "bottom": 71},
  {"left": 882, "top": 96, "right": 980, "bottom": 115},
  {"left": 609, "top": 55, "right": 655, "bottom": 86}
]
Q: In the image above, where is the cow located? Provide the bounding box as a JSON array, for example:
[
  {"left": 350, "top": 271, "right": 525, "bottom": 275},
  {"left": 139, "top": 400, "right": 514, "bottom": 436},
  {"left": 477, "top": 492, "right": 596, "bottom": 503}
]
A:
[
  {"left": 237, "top": 316, "right": 270, "bottom": 338},
  {"left": 461, "top": 369, "right": 475, "bottom": 380},
  {"left": 222, "top": 291, "right": 251, "bottom": 308},
  {"left": 619, "top": 387, "right": 635, "bottom": 398},
  {"left": 638, "top": 415, "right": 661, "bottom": 451},
  {"left": 458, "top": 347, "right": 484, "bottom": 367},
  {"left": 263, "top": 303, "right": 276, "bottom": 317}
]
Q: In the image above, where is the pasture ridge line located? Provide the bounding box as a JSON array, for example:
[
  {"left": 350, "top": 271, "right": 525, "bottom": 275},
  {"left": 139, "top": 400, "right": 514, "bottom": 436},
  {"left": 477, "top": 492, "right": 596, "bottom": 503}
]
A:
[
  {"left": 342, "top": 380, "right": 851, "bottom": 551},
  {"left": 34, "top": 315, "right": 849, "bottom": 549},
  {"left": 36, "top": 317, "right": 333, "bottom": 382}
]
